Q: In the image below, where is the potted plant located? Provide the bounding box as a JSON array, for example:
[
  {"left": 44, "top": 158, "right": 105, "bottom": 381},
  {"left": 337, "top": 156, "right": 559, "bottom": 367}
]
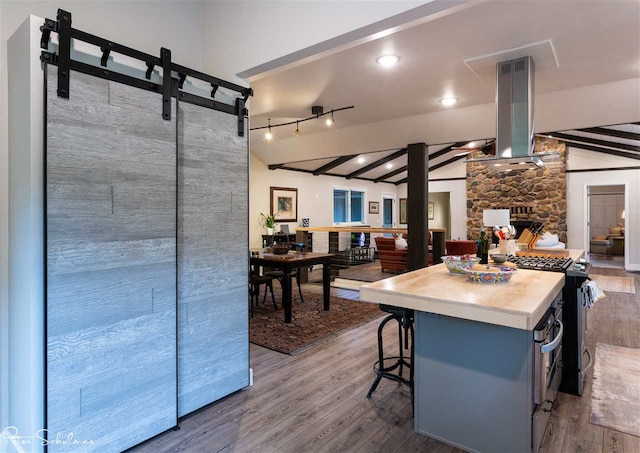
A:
[{"left": 260, "top": 212, "right": 277, "bottom": 235}]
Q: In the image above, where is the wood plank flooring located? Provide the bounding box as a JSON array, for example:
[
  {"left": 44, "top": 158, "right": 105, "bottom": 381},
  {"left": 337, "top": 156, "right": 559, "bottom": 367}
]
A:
[{"left": 131, "top": 266, "right": 640, "bottom": 453}]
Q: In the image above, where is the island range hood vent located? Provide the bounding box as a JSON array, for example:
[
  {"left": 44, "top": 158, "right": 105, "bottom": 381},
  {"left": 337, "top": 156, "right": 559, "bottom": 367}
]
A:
[{"left": 467, "top": 56, "right": 559, "bottom": 170}]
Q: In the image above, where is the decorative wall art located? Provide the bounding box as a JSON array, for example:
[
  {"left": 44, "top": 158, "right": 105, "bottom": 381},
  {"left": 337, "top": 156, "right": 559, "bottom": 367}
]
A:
[
  {"left": 399, "top": 198, "right": 407, "bottom": 224},
  {"left": 369, "top": 201, "right": 380, "bottom": 214},
  {"left": 271, "top": 186, "right": 298, "bottom": 222},
  {"left": 428, "top": 202, "right": 435, "bottom": 220}
]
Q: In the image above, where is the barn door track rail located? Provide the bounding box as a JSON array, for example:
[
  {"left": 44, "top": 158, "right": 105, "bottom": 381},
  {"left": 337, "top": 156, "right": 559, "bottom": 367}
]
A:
[{"left": 40, "top": 9, "right": 252, "bottom": 136}]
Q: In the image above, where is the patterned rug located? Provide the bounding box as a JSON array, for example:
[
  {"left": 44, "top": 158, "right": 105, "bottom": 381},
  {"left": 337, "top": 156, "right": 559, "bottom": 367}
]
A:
[
  {"left": 590, "top": 343, "right": 640, "bottom": 437},
  {"left": 250, "top": 287, "right": 382, "bottom": 355},
  {"left": 590, "top": 274, "right": 636, "bottom": 294}
]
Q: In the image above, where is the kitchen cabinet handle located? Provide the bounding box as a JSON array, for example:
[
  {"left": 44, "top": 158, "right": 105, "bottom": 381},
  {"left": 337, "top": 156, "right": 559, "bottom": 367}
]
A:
[{"left": 541, "top": 319, "right": 564, "bottom": 354}]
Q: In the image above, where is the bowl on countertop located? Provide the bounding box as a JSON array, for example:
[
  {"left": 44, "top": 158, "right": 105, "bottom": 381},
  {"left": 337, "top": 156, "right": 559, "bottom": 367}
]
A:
[
  {"left": 492, "top": 254, "right": 508, "bottom": 263},
  {"left": 442, "top": 255, "right": 482, "bottom": 275},
  {"left": 465, "top": 265, "right": 516, "bottom": 283}
]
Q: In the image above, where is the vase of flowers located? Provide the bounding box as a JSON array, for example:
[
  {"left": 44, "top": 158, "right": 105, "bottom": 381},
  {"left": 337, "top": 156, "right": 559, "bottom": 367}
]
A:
[{"left": 260, "top": 212, "right": 277, "bottom": 235}]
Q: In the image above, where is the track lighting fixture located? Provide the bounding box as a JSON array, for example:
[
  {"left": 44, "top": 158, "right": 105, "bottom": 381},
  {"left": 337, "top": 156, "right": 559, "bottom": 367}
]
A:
[
  {"left": 250, "top": 105, "right": 354, "bottom": 137},
  {"left": 265, "top": 118, "right": 273, "bottom": 141}
]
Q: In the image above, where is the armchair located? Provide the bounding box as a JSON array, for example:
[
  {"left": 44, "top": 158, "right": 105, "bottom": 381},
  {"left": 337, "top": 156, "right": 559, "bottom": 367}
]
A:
[
  {"left": 590, "top": 226, "right": 625, "bottom": 256},
  {"left": 445, "top": 240, "right": 477, "bottom": 256},
  {"left": 374, "top": 237, "right": 407, "bottom": 273}
]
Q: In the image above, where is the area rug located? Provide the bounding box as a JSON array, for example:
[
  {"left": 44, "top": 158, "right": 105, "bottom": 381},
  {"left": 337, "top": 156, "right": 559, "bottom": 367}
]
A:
[
  {"left": 590, "top": 343, "right": 640, "bottom": 437},
  {"left": 589, "top": 274, "right": 636, "bottom": 294},
  {"left": 250, "top": 288, "right": 382, "bottom": 355}
]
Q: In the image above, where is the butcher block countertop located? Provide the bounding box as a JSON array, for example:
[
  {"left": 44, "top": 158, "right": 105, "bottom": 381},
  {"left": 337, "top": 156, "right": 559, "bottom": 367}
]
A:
[{"left": 360, "top": 264, "right": 565, "bottom": 331}]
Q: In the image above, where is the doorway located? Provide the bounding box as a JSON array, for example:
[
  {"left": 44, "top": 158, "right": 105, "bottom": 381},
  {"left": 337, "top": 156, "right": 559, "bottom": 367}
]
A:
[
  {"left": 382, "top": 193, "right": 395, "bottom": 228},
  {"left": 587, "top": 184, "right": 626, "bottom": 269}
]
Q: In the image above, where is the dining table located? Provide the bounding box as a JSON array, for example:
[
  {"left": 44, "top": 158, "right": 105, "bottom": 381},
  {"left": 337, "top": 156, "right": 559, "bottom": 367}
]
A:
[{"left": 250, "top": 251, "right": 334, "bottom": 323}]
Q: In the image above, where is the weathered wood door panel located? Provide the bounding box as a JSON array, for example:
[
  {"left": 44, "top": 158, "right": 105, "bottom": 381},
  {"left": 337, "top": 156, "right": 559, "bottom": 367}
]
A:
[
  {"left": 176, "top": 102, "right": 249, "bottom": 416},
  {"left": 46, "top": 70, "right": 177, "bottom": 452}
]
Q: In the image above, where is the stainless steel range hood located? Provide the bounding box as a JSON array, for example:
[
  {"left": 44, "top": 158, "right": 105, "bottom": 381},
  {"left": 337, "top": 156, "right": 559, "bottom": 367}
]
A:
[{"left": 468, "top": 56, "right": 559, "bottom": 170}]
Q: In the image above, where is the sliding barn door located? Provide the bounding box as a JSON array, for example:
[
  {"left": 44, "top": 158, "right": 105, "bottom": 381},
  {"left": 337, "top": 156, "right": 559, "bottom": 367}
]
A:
[
  {"left": 46, "top": 70, "right": 177, "bottom": 451},
  {"left": 177, "top": 101, "right": 249, "bottom": 416}
]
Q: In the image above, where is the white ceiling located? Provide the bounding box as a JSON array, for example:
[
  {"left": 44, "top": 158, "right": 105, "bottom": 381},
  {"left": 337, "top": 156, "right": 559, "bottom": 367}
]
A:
[{"left": 247, "top": 1, "right": 640, "bottom": 144}]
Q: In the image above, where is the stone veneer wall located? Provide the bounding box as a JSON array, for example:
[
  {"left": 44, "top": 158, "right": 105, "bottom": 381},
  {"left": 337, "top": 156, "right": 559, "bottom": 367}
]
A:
[{"left": 466, "top": 137, "right": 567, "bottom": 242}]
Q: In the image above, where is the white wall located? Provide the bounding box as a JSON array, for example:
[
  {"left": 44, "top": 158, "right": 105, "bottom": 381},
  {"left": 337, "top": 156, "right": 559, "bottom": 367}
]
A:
[
  {"left": 566, "top": 146, "right": 640, "bottom": 271},
  {"left": 0, "top": 1, "right": 203, "bottom": 441},
  {"left": 200, "top": 1, "right": 422, "bottom": 84},
  {"left": 249, "top": 153, "right": 401, "bottom": 250}
]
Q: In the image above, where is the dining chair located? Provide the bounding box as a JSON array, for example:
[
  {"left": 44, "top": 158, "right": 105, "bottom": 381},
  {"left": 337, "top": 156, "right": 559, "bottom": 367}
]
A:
[
  {"left": 264, "top": 242, "right": 306, "bottom": 304},
  {"left": 249, "top": 264, "right": 278, "bottom": 316}
]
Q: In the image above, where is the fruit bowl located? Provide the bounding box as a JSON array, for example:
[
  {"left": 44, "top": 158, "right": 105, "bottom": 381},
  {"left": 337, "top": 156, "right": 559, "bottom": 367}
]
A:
[
  {"left": 465, "top": 265, "right": 516, "bottom": 283},
  {"left": 441, "top": 255, "right": 482, "bottom": 275}
]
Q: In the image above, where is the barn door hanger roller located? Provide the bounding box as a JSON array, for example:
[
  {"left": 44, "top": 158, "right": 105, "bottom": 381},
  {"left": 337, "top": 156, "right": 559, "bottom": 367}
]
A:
[{"left": 39, "top": 9, "right": 252, "bottom": 135}]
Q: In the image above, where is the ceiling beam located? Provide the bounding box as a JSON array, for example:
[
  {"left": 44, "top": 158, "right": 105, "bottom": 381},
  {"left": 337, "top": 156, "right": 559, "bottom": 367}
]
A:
[
  {"left": 395, "top": 149, "right": 470, "bottom": 185},
  {"left": 373, "top": 165, "right": 407, "bottom": 183},
  {"left": 345, "top": 149, "right": 407, "bottom": 179},
  {"left": 578, "top": 127, "right": 640, "bottom": 142},
  {"left": 268, "top": 163, "right": 286, "bottom": 170},
  {"left": 565, "top": 142, "right": 640, "bottom": 161},
  {"left": 430, "top": 154, "right": 468, "bottom": 172},
  {"left": 312, "top": 154, "right": 358, "bottom": 176},
  {"left": 428, "top": 141, "right": 469, "bottom": 160},
  {"left": 550, "top": 132, "right": 640, "bottom": 153}
]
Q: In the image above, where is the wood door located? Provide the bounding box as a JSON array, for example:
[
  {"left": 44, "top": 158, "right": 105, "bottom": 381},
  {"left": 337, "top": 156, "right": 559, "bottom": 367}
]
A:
[
  {"left": 176, "top": 101, "right": 249, "bottom": 416},
  {"left": 46, "top": 70, "right": 177, "bottom": 451}
]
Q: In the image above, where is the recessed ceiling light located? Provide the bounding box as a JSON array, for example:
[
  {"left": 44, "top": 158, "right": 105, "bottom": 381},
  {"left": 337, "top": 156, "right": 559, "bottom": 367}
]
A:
[
  {"left": 376, "top": 54, "right": 400, "bottom": 67},
  {"left": 357, "top": 157, "right": 365, "bottom": 164},
  {"left": 386, "top": 163, "right": 393, "bottom": 169},
  {"left": 439, "top": 97, "right": 458, "bottom": 107}
]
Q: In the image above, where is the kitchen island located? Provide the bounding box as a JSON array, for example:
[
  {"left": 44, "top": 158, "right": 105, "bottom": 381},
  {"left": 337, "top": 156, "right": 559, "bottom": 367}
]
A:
[{"left": 360, "top": 261, "right": 567, "bottom": 453}]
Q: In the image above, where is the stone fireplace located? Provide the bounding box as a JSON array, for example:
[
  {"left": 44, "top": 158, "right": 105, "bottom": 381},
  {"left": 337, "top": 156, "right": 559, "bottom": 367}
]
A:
[{"left": 466, "top": 137, "right": 567, "bottom": 242}]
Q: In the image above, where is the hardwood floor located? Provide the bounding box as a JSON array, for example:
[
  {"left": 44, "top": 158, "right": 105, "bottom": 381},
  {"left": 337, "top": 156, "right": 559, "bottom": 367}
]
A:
[
  {"left": 539, "top": 267, "right": 640, "bottom": 453},
  {"left": 131, "top": 266, "right": 640, "bottom": 453}
]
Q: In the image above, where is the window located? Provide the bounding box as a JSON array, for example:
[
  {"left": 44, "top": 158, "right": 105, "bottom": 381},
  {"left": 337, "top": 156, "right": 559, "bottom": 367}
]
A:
[{"left": 333, "top": 188, "right": 365, "bottom": 224}]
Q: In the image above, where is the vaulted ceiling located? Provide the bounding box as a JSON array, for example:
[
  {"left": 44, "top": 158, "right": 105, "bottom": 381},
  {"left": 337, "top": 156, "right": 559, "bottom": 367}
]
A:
[
  {"left": 245, "top": 0, "right": 640, "bottom": 167},
  {"left": 267, "top": 123, "right": 640, "bottom": 183}
]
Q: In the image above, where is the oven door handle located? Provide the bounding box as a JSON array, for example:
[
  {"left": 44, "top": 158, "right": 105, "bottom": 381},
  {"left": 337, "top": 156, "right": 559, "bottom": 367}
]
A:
[{"left": 540, "top": 319, "right": 564, "bottom": 354}]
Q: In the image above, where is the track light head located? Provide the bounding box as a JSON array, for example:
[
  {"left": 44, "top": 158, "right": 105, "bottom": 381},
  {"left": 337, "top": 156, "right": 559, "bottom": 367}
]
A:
[{"left": 265, "top": 119, "right": 273, "bottom": 140}]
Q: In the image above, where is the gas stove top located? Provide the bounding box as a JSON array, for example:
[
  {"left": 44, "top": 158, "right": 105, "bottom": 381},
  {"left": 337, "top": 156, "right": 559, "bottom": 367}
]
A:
[{"left": 506, "top": 255, "right": 574, "bottom": 272}]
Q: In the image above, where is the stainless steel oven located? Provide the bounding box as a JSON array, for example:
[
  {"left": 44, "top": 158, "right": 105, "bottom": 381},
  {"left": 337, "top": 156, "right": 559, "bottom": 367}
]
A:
[
  {"left": 534, "top": 307, "right": 564, "bottom": 405},
  {"left": 532, "top": 294, "right": 564, "bottom": 453}
]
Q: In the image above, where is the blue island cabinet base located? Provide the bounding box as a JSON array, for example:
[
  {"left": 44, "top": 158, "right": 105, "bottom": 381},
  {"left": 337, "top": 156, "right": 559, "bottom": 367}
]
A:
[{"left": 414, "top": 312, "right": 534, "bottom": 453}]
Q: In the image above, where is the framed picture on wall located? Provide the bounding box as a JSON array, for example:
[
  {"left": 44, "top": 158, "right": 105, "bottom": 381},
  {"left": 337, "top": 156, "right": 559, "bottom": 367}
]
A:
[
  {"left": 428, "top": 202, "right": 435, "bottom": 220},
  {"left": 369, "top": 201, "right": 380, "bottom": 214},
  {"left": 399, "top": 198, "right": 407, "bottom": 224},
  {"left": 270, "top": 187, "right": 298, "bottom": 222}
]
